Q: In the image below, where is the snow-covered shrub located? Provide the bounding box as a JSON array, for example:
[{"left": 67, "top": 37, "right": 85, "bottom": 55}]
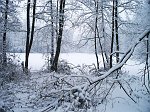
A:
[
  {"left": 0, "top": 54, "right": 25, "bottom": 86},
  {"left": 26, "top": 65, "right": 93, "bottom": 111},
  {"left": 69, "top": 86, "right": 91, "bottom": 110},
  {"left": 0, "top": 106, "right": 14, "bottom": 112},
  {"left": 57, "top": 60, "right": 72, "bottom": 75},
  {"left": 44, "top": 59, "right": 72, "bottom": 75}
]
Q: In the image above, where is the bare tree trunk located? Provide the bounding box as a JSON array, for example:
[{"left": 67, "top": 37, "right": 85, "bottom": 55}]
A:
[
  {"left": 25, "top": 0, "right": 31, "bottom": 70},
  {"left": 25, "top": 0, "right": 36, "bottom": 71},
  {"left": 101, "top": 0, "right": 107, "bottom": 69},
  {"left": 50, "top": 0, "right": 54, "bottom": 65},
  {"left": 2, "top": 0, "right": 9, "bottom": 67},
  {"left": 98, "top": 33, "right": 105, "bottom": 69},
  {"left": 55, "top": 0, "right": 59, "bottom": 42},
  {"left": 28, "top": 0, "right": 36, "bottom": 53},
  {"left": 115, "top": 0, "right": 119, "bottom": 63},
  {"left": 147, "top": 34, "right": 150, "bottom": 87},
  {"left": 110, "top": 0, "right": 115, "bottom": 68},
  {"left": 94, "top": 0, "right": 99, "bottom": 69},
  {"left": 51, "top": 0, "right": 66, "bottom": 71},
  {"left": 144, "top": 33, "right": 150, "bottom": 91}
]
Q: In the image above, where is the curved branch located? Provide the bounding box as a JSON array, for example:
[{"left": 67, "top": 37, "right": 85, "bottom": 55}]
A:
[{"left": 91, "top": 28, "right": 150, "bottom": 85}]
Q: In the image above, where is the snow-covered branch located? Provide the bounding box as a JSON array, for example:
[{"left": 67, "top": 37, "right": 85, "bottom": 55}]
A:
[
  {"left": 91, "top": 28, "right": 150, "bottom": 84},
  {"left": 110, "top": 51, "right": 125, "bottom": 56}
]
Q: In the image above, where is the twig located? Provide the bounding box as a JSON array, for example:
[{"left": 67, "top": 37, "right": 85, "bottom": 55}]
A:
[{"left": 118, "top": 81, "right": 136, "bottom": 103}]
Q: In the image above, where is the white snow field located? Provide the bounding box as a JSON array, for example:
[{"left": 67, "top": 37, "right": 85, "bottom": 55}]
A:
[
  {"left": 14, "top": 53, "right": 144, "bottom": 75},
  {"left": 14, "top": 53, "right": 105, "bottom": 71},
  {"left": 1, "top": 53, "right": 150, "bottom": 112}
]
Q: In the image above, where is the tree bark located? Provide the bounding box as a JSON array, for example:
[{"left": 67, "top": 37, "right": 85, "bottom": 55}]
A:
[
  {"left": 110, "top": 0, "right": 115, "bottom": 68},
  {"left": 94, "top": 0, "right": 99, "bottom": 69},
  {"left": 25, "top": 0, "right": 36, "bottom": 71},
  {"left": 29, "top": 0, "right": 36, "bottom": 53},
  {"left": 51, "top": 0, "right": 66, "bottom": 71},
  {"left": 101, "top": 0, "right": 107, "bottom": 69},
  {"left": 115, "top": 0, "right": 119, "bottom": 63},
  {"left": 147, "top": 34, "right": 149, "bottom": 86},
  {"left": 55, "top": 0, "right": 59, "bottom": 42},
  {"left": 50, "top": 0, "right": 54, "bottom": 65},
  {"left": 25, "top": 0, "right": 31, "bottom": 70},
  {"left": 2, "top": 0, "right": 9, "bottom": 67}
]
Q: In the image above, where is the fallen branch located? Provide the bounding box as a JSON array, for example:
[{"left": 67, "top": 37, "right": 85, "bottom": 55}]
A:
[
  {"left": 90, "top": 29, "right": 150, "bottom": 85},
  {"left": 39, "top": 29, "right": 150, "bottom": 111}
]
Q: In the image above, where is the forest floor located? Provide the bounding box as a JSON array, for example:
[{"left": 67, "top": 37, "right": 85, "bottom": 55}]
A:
[{"left": 0, "top": 53, "right": 150, "bottom": 112}]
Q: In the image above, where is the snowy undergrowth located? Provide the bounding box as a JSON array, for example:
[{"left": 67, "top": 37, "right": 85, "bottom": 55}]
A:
[
  {"left": 0, "top": 61, "right": 150, "bottom": 112},
  {"left": 0, "top": 54, "right": 28, "bottom": 112}
]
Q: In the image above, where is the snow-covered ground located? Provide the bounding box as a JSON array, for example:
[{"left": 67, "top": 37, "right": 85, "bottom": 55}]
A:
[{"left": 1, "top": 53, "right": 150, "bottom": 112}]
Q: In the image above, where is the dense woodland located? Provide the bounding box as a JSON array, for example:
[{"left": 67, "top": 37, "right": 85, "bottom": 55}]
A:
[{"left": 0, "top": 0, "right": 150, "bottom": 112}]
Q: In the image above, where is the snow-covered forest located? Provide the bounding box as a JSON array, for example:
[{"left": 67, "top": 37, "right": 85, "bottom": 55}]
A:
[{"left": 0, "top": 0, "right": 150, "bottom": 112}]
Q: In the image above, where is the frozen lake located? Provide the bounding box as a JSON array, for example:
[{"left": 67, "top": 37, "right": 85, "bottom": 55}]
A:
[
  {"left": 13, "top": 53, "right": 104, "bottom": 71},
  {"left": 12, "top": 53, "right": 144, "bottom": 76}
]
